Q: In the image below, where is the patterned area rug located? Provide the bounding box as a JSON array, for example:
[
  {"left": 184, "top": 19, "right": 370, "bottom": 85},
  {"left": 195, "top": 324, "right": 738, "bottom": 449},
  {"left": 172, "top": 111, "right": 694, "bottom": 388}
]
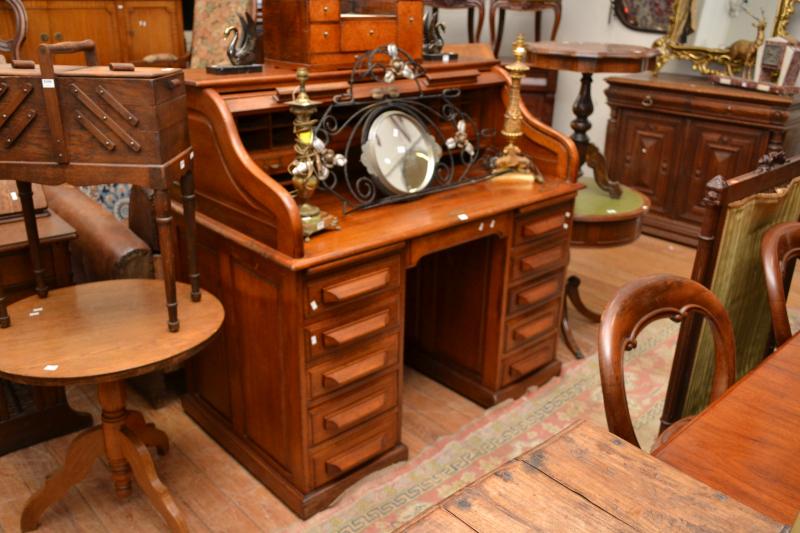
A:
[{"left": 291, "top": 318, "right": 682, "bottom": 532}]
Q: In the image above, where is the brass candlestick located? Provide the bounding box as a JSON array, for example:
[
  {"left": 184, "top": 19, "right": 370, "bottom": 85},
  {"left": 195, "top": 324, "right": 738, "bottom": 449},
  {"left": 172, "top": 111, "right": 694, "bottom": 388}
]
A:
[
  {"left": 288, "top": 67, "right": 341, "bottom": 240},
  {"left": 493, "top": 34, "right": 543, "bottom": 182}
]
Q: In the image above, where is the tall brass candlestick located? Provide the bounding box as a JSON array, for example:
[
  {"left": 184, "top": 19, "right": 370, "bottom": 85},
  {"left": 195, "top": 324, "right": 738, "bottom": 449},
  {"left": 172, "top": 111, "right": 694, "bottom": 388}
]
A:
[
  {"left": 288, "top": 67, "right": 340, "bottom": 240},
  {"left": 493, "top": 34, "right": 542, "bottom": 181}
]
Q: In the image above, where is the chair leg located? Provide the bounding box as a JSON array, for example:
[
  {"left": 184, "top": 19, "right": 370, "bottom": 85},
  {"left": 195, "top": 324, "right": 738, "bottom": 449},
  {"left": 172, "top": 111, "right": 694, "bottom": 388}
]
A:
[
  {"left": 16, "top": 181, "right": 48, "bottom": 298},
  {"left": 153, "top": 189, "right": 179, "bottom": 332},
  {"left": 494, "top": 9, "right": 506, "bottom": 57},
  {"left": 180, "top": 172, "right": 201, "bottom": 303}
]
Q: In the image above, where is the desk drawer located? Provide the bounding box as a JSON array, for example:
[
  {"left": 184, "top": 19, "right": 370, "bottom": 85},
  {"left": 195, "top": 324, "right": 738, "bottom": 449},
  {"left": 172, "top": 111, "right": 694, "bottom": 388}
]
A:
[
  {"left": 501, "top": 334, "right": 557, "bottom": 386},
  {"left": 304, "top": 294, "right": 400, "bottom": 359},
  {"left": 514, "top": 203, "right": 572, "bottom": 246},
  {"left": 309, "top": 24, "right": 340, "bottom": 53},
  {"left": 507, "top": 269, "right": 565, "bottom": 317},
  {"left": 504, "top": 299, "right": 560, "bottom": 354},
  {"left": 510, "top": 239, "right": 569, "bottom": 282},
  {"left": 307, "top": 332, "right": 400, "bottom": 400},
  {"left": 310, "top": 409, "right": 399, "bottom": 487},
  {"left": 309, "top": 372, "right": 398, "bottom": 445},
  {"left": 306, "top": 254, "right": 402, "bottom": 318},
  {"left": 340, "top": 18, "right": 397, "bottom": 52},
  {"left": 309, "top": 0, "right": 339, "bottom": 21}
]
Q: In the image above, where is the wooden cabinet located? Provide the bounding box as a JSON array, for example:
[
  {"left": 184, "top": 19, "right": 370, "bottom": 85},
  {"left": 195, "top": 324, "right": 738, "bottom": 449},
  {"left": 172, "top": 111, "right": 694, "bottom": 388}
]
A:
[
  {"left": 605, "top": 73, "right": 800, "bottom": 246},
  {"left": 0, "top": 0, "right": 184, "bottom": 63}
]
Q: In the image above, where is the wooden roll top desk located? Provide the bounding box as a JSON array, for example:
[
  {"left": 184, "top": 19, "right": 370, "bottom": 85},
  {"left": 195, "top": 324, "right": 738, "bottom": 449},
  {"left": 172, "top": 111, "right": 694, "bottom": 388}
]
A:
[{"left": 176, "top": 52, "right": 580, "bottom": 518}]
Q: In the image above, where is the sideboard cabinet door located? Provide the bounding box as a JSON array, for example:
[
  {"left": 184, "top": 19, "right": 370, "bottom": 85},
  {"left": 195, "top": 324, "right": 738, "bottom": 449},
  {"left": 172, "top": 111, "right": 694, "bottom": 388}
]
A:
[
  {"left": 675, "top": 122, "right": 769, "bottom": 224},
  {"left": 44, "top": 1, "right": 123, "bottom": 65},
  {"left": 611, "top": 110, "right": 682, "bottom": 216},
  {"left": 119, "top": 1, "right": 185, "bottom": 62}
]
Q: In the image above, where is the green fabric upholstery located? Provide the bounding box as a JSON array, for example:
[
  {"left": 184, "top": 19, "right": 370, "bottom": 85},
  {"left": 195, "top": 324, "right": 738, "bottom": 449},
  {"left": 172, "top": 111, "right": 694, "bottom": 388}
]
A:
[
  {"left": 683, "top": 176, "right": 800, "bottom": 416},
  {"left": 574, "top": 176, "right": 647, "bottom": 218}
]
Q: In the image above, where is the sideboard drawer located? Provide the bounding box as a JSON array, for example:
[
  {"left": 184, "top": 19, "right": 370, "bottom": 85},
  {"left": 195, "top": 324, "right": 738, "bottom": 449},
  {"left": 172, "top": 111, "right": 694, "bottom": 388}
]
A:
[
  {"left": 309, "top": 0, "right": 339, "bottom": 21},
  {"left": 514, "top": 203, "right": 572, "bottom": 246},
  {"left": 310, "top": 409, "right": 399, "bottom": 487},
  {"left": 501, "top": 334, "right": 557, "bottom": 386},
  {"left": 305, "top": 254, "right": 402, "bottom": 318},
  {"left": 510, "top": 239, "right": 569, "bottom": 282},
  {"left": 340, "top": 18, "right": 397, "bottom": 52},
  {"left": 309, "top": 372, "right": 399, "bottom": 445},
  {"left": 507, "top": 269, "right": 564, "bottom": 317},
  {"left": 504, "top": 299, "right": 560, "bottom": 354},
  {"left": 304, "top": 294, "right": 400, "bottom": 359},
  {"left": 307, "top": 332, "right": 400, "bottom": 400},
  {"left": 309, "top": 24, "right": 340, "bottom": 54}
]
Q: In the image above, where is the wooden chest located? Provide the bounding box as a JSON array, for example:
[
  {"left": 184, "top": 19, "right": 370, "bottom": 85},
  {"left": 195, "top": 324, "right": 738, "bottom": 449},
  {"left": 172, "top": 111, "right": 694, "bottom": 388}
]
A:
[
  {"left": 0, "top": 58, "right": 189, "bottom": 187},
  {"left": 263, "top": 0, "right": 423, "bottom": 69}
]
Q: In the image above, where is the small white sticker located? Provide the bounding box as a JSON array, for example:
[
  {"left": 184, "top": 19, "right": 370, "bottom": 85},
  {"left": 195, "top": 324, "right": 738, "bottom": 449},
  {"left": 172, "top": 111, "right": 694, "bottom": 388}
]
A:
[
  {"left": 457, "top": 213, "right": 469, "bottom": 221},
  {"left": 478, "top": 222, "right": 485, "bottom": 232},
  {"left": 32, "top": 307, "right": 43, "bottom": 312},
  {"left": 41, "top": 79, "right": 55, "bottom": 89},
  {"left": 310, "top": 300, "right": 318, "bottom": 311},
  {"left": 189, "top": 151, "right": 195, "bottom": 160},
  {"left": 29, "top": 311, "right": 40, "bottom": 317},
  {"left": 310, "top": 335, "right": 318, "bottom": 346},
  {"left": 443, "top": 54, "right": 451, "bottom": 63},
  {"left": 10, "top": 191, "right": 18, "bottom": 201},
  {"left": 43, "top": 364, "right": 58, "bottom": 371},
  {"left": 179, "top": 159, "right": 186, "bottom": 170}
]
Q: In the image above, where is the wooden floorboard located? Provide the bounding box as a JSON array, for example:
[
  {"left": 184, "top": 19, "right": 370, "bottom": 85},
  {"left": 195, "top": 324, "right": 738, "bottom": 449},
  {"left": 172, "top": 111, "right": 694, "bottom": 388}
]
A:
[{"left": 1, "top": 235, "right": 794, "bottom": 531}]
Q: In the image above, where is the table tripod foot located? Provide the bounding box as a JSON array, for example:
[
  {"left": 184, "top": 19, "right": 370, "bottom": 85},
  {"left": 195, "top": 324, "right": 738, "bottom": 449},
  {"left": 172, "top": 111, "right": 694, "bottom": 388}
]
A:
[
  {"left": 585, "top": 143, "right": 622, "bottom": 199},
  {"left": 566, "top": 275, "right": 601, "bottom": 322},
  {"left": 20, "top": 426, "right": 104, "bottom": 532},
  {"left": 120, "top": 427, "right": 187, "bottom": 533},
  {"left": 126, "top": 410, "right": 169, "bottom": 455}
]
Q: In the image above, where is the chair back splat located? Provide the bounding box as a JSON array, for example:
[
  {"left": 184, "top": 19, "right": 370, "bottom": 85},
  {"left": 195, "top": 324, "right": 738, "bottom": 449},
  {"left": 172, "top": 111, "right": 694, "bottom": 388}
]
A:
[
  {"left": 762, "top": 222, "right": 800, "bottom": 346},
  {"left": 599, "top": 274, "right": 735, "bottom": 448}
]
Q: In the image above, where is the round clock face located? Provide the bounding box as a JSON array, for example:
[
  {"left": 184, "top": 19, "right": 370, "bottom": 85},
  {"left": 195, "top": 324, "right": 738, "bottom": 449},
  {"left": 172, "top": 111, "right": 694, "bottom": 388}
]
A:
[{"left": 360, "top": 110, "right": 441, "bottom": 195}]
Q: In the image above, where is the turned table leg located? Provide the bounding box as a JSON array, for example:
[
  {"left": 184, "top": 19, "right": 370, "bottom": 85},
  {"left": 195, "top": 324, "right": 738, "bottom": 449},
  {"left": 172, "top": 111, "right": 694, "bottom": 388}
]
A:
[
  {"left": 0, "top": 267, "right": 9, "bottom": 328},
  {"left": 20, "top": 381, "right": 186, "bottom": 532},
  {"left": 153, "top": 188, "right": 180, "bottom": 332},
  {"left": 16, "top": 181, "right": 48, "bottom": 298},
  {"left": 570, "top": 74, "right": 622, "bottom": 198},
  {"left": 180, "top": 172, "right": 201, "bottom": 303}
]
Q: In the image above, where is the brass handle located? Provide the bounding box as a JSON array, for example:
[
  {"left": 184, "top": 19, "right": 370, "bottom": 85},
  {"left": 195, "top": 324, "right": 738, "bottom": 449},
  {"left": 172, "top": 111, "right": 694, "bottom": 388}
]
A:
[{"left": 641, "top": 95, "right": 654, "bottom": 107}]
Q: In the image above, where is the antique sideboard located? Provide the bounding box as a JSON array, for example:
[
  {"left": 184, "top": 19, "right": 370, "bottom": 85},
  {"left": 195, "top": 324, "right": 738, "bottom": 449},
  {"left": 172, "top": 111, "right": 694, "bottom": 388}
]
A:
[
  {"left": 176, "top": 51, "right": 579, "bottom": 517},
  {"left": 605, "top": 73, "right": 800, "bottom": 246}
]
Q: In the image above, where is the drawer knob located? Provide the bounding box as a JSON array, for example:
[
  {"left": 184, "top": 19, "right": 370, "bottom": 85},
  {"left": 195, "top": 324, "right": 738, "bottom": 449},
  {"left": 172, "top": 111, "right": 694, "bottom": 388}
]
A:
[
  {"left": 641, "top": 95, "right": 654, "bottom": 107},
  {"left": 40, "top": 33, "right": 49, "bottom": 42},
  {"left": 323, "top": 31, "right": 329, "bottom": 38},
  {"left": 322, "top": 350, "right": 388, "bottom": 389},
  {"left": 661, "top": 162, "right": 668, "bottom": 172},
  {"left": 369, "top": 29, "right": 375, "bottom": 36},
  {"left": 641, "top": 147, "right": 647, "bottom": 154},
  {"left": 323, "top": 5, "right": 329, "bottom": 12},
  {"left": 562, "top": 223, "right": 569, "bottom": 230},
  {"left": 564, "top": 211, "right": 571, "bottom": 219}
]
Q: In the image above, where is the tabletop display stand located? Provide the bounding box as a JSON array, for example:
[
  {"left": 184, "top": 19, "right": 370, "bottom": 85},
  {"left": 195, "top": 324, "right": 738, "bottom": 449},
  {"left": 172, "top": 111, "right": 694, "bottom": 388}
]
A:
[
  {"left": 526, "top": 42, "right": 656, "bottom": 357},
  {"left": 0, "top": 39, "right": 200, "bottom": 333}
]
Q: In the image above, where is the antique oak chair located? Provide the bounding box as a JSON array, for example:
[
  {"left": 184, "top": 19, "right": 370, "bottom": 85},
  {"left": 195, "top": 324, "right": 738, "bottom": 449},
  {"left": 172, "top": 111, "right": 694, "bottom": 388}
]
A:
[
  {"left": 761, "top": 221, "right": 800, "bottom": 346},
  {"left": 598, "top": 274, "right": 736, "bottom": 449},
  {"left": 424, "top": 0, "right": 485, "bottom": 43},
  {"left": 662, "top": 153, "right": 800, "bottom": 429}
]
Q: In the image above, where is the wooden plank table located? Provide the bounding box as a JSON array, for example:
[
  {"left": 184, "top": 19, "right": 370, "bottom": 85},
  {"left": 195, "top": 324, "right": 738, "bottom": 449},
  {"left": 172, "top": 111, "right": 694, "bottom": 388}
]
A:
[
  {"left": 654, "top": 335, "right": 800, "bottom": 525},
  {"left": 401, "top": 420, "right": 784, "bottom": 532}
]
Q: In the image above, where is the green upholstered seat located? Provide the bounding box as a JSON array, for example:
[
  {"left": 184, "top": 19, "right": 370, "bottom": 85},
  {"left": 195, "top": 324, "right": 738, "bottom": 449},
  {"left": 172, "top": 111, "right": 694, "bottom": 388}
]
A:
[{"left": 574, "top": 176, "right": 648, "bottom": 219}]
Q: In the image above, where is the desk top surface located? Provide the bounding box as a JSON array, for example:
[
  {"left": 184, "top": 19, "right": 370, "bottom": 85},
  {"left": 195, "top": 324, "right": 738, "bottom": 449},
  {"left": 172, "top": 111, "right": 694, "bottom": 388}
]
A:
[
  {"left": 0, "top": 280, "right": 225, "bottom": 387},
  {"left": 296, "top": 175, "right": 580, "bottom": 270},
  {"left": 654, "top": 335, "right": 800, "bottom": 524},
  {"left": 0, "top": 211, "right": 75, "bottom": 253},
  {"left": 402, "top": 420, "right": 782, "bottom": 532}
]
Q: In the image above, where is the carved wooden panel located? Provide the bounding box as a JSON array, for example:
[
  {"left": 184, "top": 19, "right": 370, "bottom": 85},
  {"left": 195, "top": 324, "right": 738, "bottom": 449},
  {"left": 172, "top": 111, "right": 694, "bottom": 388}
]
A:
[
  {"left": 676, "top": 122, "right": 768, "bottom": 224},
  {"left": 613, "top": 110, "right": 682, "bottom": 215}
]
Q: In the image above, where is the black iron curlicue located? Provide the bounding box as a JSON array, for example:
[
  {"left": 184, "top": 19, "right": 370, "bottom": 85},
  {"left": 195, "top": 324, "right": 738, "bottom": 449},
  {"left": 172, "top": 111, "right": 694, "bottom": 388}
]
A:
[{"left": 314, "top": 44, "right": 503, "bottom": 214}]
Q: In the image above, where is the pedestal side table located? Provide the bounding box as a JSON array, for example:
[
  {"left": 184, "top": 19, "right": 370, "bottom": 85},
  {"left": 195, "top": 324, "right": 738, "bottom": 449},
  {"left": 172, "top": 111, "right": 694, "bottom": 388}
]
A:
[{"left": 0, "top": 279, "right": 224, "bottom": 532}]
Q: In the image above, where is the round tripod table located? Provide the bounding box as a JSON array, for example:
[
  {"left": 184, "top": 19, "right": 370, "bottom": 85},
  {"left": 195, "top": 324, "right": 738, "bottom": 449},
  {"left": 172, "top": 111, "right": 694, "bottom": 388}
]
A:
[
  {"left": 526, "top": 42, "right": 657, "bottom": 198},
  {"left": 0, "top": 279, "right": 224, "bottom": 532},
  {"left": 526, "top": 42, "right": 656, "bottom": 357}
]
